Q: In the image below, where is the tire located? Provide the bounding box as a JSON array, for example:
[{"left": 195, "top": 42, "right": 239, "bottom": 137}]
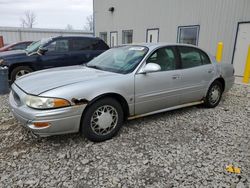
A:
[
  {"left": 10, "top": 66, "right": 33, "bottom": 83},
  {"left": 204, "top": 80, "right": 223, "bottom": 108},
  {"left": 81, "top": 97, "right": 124, "bottom": 142}
]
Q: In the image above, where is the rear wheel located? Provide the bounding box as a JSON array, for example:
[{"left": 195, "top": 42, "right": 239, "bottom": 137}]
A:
[
  {"left": 11, "top": 66, "right": 33, "bottom": 83},
  {"left": 204, "top": 81, "right": 223, "bottom": 108},
  {"left": 81, "top": 97, "right": 124, "bottom": 142}
]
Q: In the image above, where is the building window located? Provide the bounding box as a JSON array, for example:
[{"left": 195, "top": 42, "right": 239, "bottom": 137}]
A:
[
  {"left": 177, "top": 25, "right": 200, "bottom": 46},
  {"left": 99, "top": 32, "right": 107, "bottom": 43},
  {"left": 122, "top": 30, "right": 133, "bottom": 44}
]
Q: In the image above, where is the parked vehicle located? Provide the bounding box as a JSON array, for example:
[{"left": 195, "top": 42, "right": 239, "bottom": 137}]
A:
[
  {"left": 0, "top": 36, "right": 109, "bottom": 83},
  {"left": 0, "top": 41, "right": 33, "bottom": 52},
  {"left": 9, "top": 43, "right": 235, "bottom": 142}
]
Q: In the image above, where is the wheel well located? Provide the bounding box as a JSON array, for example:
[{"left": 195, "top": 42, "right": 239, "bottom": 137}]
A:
[
  {"left": 214, "top": 77, "right": 225, "bottom": 91},
  {"left": 8, "top": 63, "right": 33, "bottom": 80},
  {"left": 83, "top": 93, "right": 130, "bottom": 120}
]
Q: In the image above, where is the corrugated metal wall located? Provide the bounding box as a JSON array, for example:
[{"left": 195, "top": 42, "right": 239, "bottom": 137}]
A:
[
  {"left": 94, "top": 0, "right": 250, "bottom": 64},
  {"left": 0, "top": 27, "right": 93, "bottom": 45}
]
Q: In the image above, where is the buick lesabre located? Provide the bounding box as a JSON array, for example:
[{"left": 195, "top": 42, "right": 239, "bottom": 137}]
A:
[{"left": 9, "top": 43, "right": 235, "bottom": 142}]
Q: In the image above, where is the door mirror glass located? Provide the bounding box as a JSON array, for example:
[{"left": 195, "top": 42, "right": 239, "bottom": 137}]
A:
[{"left": 142, "top": 63, "right": 161, "bottom": 74}]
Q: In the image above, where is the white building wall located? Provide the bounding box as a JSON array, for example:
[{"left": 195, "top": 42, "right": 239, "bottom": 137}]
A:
[
  {"left": 94, "top": 0, "right": 250, "bottom": 64},
  {"left": 0, "top": 27, "right": 93, "bottom": 45}
]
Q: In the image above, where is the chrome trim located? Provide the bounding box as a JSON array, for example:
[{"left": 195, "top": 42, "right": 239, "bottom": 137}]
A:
[{"left": 128, "top": 101, "right": 204, "bottom": 120}]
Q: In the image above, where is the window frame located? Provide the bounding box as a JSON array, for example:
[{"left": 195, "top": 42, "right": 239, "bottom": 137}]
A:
[
  {"left": 146, "top": 28, "right": 160, "bottom": 43},
  {"left": 122, "top": 30, "right": 133, "bottom": 44},
  {"left": 177, "top": 25, "right": 200, "bottom": 46},
  {"left": 177, "top": 46, "right": 211, "bottom": 69}
]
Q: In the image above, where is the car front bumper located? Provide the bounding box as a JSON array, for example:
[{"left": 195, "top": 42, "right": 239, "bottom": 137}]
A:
[{"left": 9, "top": 84, "right": 86, "bottom": 137}]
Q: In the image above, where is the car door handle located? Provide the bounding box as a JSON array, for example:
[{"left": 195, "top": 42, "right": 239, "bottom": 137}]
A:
[{"left": 172, "top": 75, "right": 180, "bottom": 79}]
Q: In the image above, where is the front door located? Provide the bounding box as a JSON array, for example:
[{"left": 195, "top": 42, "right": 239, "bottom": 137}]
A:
[
  {"left": 135, "top": 46, "right": 182, "bottom": 115},
  {"left": 233, "top": 23, "right": 250, "bottom": 77},
  {"left": 146, "top": 29, "right": 159, "bottom": 43},
  {"left": 38, "top": 38, "right": 71, "bottom": 69},
  {"left": 110, "top": 32, "right": 118, "bottom": 47}
]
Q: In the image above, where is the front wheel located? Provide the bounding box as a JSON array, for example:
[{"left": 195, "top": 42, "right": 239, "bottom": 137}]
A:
[
  {"left": 204, "top": 81, "right": 223, "bottom": 108},
  {"left": 10, "top": 66, "right": 33, "bottom": 83},
  {"left": 81, "top": 97, "right": 124, "bottom": 142}
]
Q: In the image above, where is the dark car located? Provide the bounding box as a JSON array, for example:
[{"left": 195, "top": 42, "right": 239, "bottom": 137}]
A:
[
  {"left": 0, "top": 41, "right": 33, "bottom": 52},
  {"left": 0, "top": 36, "right": 109, "bottom": 83}
]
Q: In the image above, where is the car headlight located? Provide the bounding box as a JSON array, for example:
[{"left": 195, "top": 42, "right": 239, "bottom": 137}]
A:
[
  {"left": 25, "top": 95, "right": 71, "bottom": 109},
  {"left": 0, "top": 59, "right": 4, "bottom": 65}
]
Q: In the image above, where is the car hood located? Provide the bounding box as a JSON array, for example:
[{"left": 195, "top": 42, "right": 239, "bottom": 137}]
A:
[
  {"left": 14, "top": 66, "right": 118, "bottom": 95},
  {"left": 0, "top": 50, "right": 27, "bottom": 59}
]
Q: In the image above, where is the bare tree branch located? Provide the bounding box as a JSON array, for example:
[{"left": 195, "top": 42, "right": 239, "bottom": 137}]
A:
[
  {"left": 65, "top": 24, "right": 74, "bottom": 30},
  {"left": 20, "top": 10, "right": 36, "bottom": 28},
  {"left": 83, "top": 15, "right": 93, "bottom": 31}
]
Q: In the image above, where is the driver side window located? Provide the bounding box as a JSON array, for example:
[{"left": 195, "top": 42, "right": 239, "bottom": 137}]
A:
[
  {"left": 146, "top": 47, "right": 177, "bottom": 71},
  {"left": 47, "top": 39, "right": 69, "bottom": 52}
]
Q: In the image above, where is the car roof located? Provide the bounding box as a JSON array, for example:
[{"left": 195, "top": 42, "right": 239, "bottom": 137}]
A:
[
  {"left": 122, "top": 42, "right": 209, "bottom": 54},
  {"left": 52, "top": 35, "right": 98, "bottom": 40},
  {"left": 128, "top": 42, "right": 199, "bottom": 48}
]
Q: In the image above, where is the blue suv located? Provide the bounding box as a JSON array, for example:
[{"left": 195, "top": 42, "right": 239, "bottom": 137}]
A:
[{"left": 0, "top": 36, "right": 109, "bottom": 83}]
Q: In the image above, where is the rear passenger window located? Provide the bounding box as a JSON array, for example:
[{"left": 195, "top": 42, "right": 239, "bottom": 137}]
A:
[
  {"left": 179, "top": 46, "right": 202, "bottom": 69},
  {"left": 70, "top": 38, "right": 109, "bottom": 51},
  {"left": 70, "top": 38, "right": 93, "bottom": 51},
  {"left": 200, "top": 51, "right": 211, "bottom": 64}
]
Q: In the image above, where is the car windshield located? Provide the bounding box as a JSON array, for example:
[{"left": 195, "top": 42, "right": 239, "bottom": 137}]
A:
[
  {"left": 25, "top": 37, "right": 53, "bottom": 54},
  {"left": 86, "top": 46, "right": 148, "bottom": 74}
]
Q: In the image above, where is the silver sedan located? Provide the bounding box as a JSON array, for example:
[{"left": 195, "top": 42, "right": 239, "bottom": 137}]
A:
[{"left": 9, "top": 43, "right": 235, "bottom": 142}]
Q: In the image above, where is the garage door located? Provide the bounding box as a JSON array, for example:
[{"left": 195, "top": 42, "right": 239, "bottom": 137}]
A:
[{"left": 233, "top": 23, "right": 250, "bottom": 77}]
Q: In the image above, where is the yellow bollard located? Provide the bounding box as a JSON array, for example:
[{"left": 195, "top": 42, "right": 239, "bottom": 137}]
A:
[
  {"left": 242, "top": 45, "right": 250, "bottom": 84},
  {"left": 216, "top": 42, "right": 224, "bottom": 63}
]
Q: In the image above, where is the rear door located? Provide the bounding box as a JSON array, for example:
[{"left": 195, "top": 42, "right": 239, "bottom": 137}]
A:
[
  {"left": 135, "top": 46, "right": 182, "bottom": 115},
  {"left": 176, "top": 46, "right": 215, "bottom": 104}
]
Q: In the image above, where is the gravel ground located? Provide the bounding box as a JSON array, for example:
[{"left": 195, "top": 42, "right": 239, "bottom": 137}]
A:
[{"left": 0, "top": 84, "right": 249, "bottom": 188}]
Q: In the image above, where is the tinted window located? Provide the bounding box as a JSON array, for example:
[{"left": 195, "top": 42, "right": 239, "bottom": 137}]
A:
[
  {"left": 70, "top": 38, "right": 108, "bottom": 51},
  {"left": 47, "top": 39, "right": 69, "bottom": 52},
  {"left": 178, "top": 26, "right": 199, "bottom": 46},
  {"left": 92, "top": 39, "right": 109, "bottom": 50},
  {"left": 70, "top": 38, "right": 92, "bottom": 51},
  {"left": 179, "top": 47, "right": 203, "bottom": 69},
  {"left": 200, "top": 51, "right": 211, "bottom": 64},
  {"left": 147, "top": 47, "right": 177, "bottom": 71}
]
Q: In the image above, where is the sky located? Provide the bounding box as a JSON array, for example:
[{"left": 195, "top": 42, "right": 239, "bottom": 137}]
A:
[{"left": 0, "top": 0, "right": 93, "bottom": 30}]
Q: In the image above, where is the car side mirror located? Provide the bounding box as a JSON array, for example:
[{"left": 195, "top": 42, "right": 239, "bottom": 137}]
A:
[
  {"left": 37, "top": 47, "right": 48, "bottom": 55},
  {"left": 141, "top": 63, "right": 161, "bottom": 74}
]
